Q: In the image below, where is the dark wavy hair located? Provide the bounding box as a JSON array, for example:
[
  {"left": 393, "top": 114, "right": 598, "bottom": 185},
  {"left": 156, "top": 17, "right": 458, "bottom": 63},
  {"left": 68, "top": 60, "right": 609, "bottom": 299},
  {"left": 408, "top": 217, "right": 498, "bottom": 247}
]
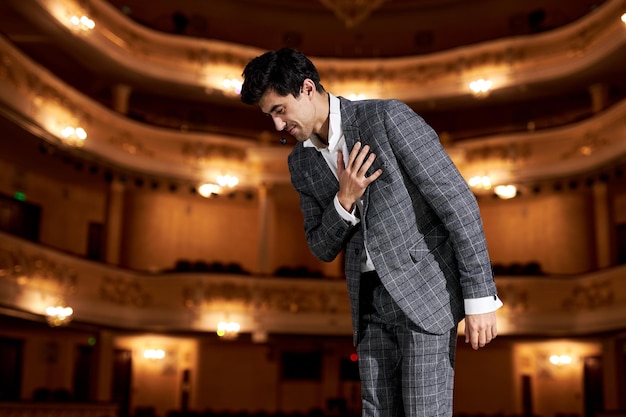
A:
[{"left": 240, "top": 48, "right": 325, "bottom": 105}]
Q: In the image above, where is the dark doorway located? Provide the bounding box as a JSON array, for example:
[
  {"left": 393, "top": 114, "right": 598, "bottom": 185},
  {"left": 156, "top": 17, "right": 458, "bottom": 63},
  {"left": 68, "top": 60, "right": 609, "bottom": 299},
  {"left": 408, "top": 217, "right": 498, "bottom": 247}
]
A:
[
  {"left": 73, "top": 345, "right": 97, "bottom": 402},
  {"left": 0, "top": 337, "right": 22, "bottom": 401},
  {"left": 0, "top": 194, "right": 41, "bottom": 241},
  {"left": 583, "top": 356, "right": 603, "bottom": 417},
  {"left": 87, "top": 222, "right": 105, "bottom": 261},
  {"left": 620, "top": 339, "right": 626, "bottom": 410},
  {"left": 521, "top": 374, "right": 533, "bottom": 417},
  {"left": 181, "top": 369, "right": 191, "bottom": 411},
  {"left": 112, "top": 349, "right": 132, "bottom": 417},
  {"left": 617, "top": 223, "right": 626, "bottom": 265}
]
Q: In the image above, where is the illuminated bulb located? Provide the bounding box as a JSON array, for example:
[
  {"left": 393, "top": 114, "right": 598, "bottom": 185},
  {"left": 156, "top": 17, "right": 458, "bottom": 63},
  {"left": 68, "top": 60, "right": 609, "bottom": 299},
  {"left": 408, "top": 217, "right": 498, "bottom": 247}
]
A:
[
  {"left": 469, "top": 79, "right": 493, "bottom": 96},
  {"left": 60, "top": 126, "right": 87, "bottom": 145},
  {"left": 217, "top": 321, "right": 240, "bottom": 339},
  {"left": 622, "top": 13, "right": 626, "bottom": 24},
  {"left": 61, "top": 126, "right": 75, "bottom": 138},
  {"left": 143, "top": 349, "right": 165, "bottom": 359},
  {"left": 347, "top": 93, "right": 366, "bottom": 101},
  {"left": 75, "top": 127, "right": 87, "bottom": 140},
  {"left": 494, "top": 185, "right": 517, "bottom": 199},
  {"left": 69, "top": 15, "right": 95, "bottom": 30},
  {"left": 198, "top": 183, "right": 222, "bottom": 197},
  {"left": 469, "top": 175, "right": 491, "bottom": 189},
  {"left": 549, "top": 354, "right": 572, "bottom": 365},
  {"left": 223, "top": 78, "right": 242, "bottom": 94},
  {"left": 45, "top": 306, "right": 74, "bottom": 327},
  {"left": 216, "top": 174, "right": 239, "bottom": 188}
]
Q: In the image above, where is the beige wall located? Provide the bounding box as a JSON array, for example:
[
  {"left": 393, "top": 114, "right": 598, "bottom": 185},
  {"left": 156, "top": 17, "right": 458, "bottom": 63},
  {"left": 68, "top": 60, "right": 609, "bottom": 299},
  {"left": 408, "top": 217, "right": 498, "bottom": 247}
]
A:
[
  {"left": 0, "top": 158, "right": 106, "bottom": 256},
  {"left": 120, "top": 190, "right": 260, "bottom": 272},
  {"left": 479, "top": 190, "right": 596, "bottom": 274},
  {"left": 2, "top": 142, "right": 625, "bottom": 276}
]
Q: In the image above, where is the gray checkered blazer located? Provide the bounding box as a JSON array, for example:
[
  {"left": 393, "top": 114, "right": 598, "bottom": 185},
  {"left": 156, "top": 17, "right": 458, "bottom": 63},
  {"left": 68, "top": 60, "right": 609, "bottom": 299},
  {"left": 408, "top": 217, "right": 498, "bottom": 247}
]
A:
[{"left": 288, "top": 97, "right": 497, "bottom": 345}]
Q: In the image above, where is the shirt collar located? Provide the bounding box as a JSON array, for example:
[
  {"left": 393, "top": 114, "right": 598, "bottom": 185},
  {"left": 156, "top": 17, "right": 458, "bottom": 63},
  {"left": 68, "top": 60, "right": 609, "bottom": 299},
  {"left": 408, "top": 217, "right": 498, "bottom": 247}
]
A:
[{"left": 303, "top": 93, "right": 342, "bottom": 151}]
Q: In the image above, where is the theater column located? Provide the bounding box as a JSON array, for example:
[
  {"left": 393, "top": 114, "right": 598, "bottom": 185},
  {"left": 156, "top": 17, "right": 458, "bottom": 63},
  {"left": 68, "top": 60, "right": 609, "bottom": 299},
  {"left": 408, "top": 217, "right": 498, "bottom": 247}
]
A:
[
  {"left": 592, "top": 180, "right": 611, "bottom": 269},
  {"left": 112, "top": 84, "right": 132, "bottom": 115},
  {"left": 257, "top": 184, "right": 272, "bottom": 275},
  {"left": 588, "top": 83, "right": 609, "bottom": 114},
  {"left": 104, "top": 179, "right": 125, "bottom": 265}
]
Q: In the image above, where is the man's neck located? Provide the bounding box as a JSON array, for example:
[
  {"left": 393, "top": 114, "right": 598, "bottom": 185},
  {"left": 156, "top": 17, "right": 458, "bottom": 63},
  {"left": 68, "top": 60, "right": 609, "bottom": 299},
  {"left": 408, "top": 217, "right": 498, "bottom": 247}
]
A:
[
  {"left": 312, "top": 132, "right": 328, "bottom": 147},
  {"left": 312, "top": 92, "right": 331, "bottom": 145}
]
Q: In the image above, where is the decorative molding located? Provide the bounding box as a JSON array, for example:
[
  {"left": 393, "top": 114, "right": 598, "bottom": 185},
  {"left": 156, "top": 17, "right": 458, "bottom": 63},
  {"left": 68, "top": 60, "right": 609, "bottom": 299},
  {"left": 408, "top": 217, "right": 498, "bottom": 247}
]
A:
[
  {"left": 2, "top": 232, "right": 626, "bottom": 336},
  {"left": 2, "top": 0, "right": 626, "bottom": 189},
  {"left": 99, "top": 275, "right": 152, "bottom": 307},
  {"left": 318, "top": 0, "right": 388, "bottom": 28},
  {"left": 562, "top": 279, "right": 615, "bottom": 311},
  {"left": 9, "top": 0, "right": 626, "bottom": 102}
]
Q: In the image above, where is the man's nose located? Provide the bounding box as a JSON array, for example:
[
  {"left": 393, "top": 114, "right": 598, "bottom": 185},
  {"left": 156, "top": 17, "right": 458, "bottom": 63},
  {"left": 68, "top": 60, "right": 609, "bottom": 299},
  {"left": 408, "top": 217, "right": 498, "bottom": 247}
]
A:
[{"left": 273, "top": 117, "right": 285, "bottom": 131}]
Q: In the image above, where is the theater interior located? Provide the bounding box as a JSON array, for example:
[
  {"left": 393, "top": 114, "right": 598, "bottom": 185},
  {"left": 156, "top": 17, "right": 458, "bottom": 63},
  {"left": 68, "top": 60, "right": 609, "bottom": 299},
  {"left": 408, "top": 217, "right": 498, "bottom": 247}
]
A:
[{"left": 0, "top": 1, "right": 626, "bottom": 417}]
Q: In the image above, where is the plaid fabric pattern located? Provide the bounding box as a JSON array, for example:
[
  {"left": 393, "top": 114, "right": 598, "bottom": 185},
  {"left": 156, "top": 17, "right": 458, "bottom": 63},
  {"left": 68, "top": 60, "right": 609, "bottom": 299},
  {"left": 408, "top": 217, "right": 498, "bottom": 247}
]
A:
[
  {"left": 288, "top": 98, "right": 496, "bottom": 343},
  {"left": 287, "top": 97, "right": 496, "bottom": 416},
  {"left": 358, "top": 275, "right": 456, "bottom": 417}
]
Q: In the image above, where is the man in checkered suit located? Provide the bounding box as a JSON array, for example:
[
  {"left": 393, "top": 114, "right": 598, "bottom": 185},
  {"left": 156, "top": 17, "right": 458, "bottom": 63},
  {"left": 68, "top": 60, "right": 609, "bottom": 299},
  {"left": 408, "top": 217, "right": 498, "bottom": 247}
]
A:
[{"left": 241, "top": 48, "right": 502, "bottom": 417}]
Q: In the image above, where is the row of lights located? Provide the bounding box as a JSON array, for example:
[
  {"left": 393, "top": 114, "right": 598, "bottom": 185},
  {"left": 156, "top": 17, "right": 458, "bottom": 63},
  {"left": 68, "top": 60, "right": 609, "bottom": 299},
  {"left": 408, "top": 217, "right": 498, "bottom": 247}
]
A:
[
  {"left": 61, "top": 7, "right": 626, "bottom": 100},
  {"left": 468, "top": 175, "right": 517, "bottom": 199},
  {"left": 344, "top": 76, "right": 494, "bottom": 102},
  {"left": 45, "top": 305, "right": 74, "bottom": 327},
  {"left": 549, "top": 354, "right": 573, "bottom": 366},
  {"left": 60, "top": 126, "right": 87, "bottom": 146},
  {"left": 57, "top": 11, "right": 626, "bottom": 202},
  {"left": 217, "top": 321, "right": 241, "bottom": 339},
  {"left": 46, "top": 303, "right": 241, "bottom": 342},
  {"left": 198, "top": 174, "right": 240, "bottom": 198},
  {"left": 69, "top": 15, "right": 95, "bottom": 32}
]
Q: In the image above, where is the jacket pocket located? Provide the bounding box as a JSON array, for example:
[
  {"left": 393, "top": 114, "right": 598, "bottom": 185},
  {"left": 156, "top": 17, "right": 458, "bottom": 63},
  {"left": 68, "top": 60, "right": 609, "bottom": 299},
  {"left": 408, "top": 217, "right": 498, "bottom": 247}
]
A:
[{"left": 408, "top": 224, "right": 450, "bottom": 264}]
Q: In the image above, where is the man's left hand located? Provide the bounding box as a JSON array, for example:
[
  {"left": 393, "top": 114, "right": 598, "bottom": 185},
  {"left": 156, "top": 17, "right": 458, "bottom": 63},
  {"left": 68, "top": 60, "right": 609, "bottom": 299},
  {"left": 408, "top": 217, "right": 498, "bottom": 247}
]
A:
[{"left": 464, "top": 311, "right": 498, "bottom": 350}]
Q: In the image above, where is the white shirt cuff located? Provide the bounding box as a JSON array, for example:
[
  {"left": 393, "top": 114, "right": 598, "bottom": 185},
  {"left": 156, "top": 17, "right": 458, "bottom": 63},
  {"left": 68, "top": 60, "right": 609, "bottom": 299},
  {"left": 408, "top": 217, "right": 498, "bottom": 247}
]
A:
[
  {"left": 334, "top": 195, "right": 360, "bottom": 225},
  {"left": 464, "top": 295, "right": 503, "bottom": 315}
]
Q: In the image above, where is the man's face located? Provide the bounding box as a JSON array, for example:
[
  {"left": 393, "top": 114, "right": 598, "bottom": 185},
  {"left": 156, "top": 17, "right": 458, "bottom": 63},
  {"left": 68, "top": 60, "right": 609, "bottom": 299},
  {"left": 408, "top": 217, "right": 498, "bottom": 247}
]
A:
[{"left": 258, "top": 85, "right": 316, "bottom": 143}]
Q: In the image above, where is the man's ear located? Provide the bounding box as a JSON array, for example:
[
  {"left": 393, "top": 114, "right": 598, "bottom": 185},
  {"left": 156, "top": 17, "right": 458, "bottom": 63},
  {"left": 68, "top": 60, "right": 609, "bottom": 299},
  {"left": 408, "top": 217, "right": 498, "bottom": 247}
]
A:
[{"left": 302, "top": 79, "right": 315, "bottom": 97}]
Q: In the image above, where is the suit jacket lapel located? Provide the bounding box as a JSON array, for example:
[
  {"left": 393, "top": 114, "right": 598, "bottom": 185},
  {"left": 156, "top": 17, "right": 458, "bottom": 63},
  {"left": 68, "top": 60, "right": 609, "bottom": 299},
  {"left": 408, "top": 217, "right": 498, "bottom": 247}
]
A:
[{"left": 339, "top": 97, "right": 372, "bottom": 217}]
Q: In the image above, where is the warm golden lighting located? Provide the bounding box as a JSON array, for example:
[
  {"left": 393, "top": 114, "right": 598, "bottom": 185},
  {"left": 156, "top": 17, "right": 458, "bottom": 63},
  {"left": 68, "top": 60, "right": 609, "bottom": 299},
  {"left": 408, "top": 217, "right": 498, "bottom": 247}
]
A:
[
  {"left": 222, "top": 78, "right": 242, "bottom": 95},
  {"left": 468, "top": 175, "right": 492, "bottom": 190},
  {"left": 549, "top": 354, "right": 572, "bottom": 365},
  {"left": 198, "top": 183, "right": 222, "bottom": 197},
  {"left": 216, "top": 174, "right": 239, "bottom": 188},
  {"left": 621, "top": 13, "right": 626, "bottom": 24},
  {"left": 347, "top": 93, "right": 367, "bottom": 101},
  {"left": 469, "top": 78, "right": 493, "bottom": 97},
  {"left": 217, "top": 321, "right": 240, "bottom": 339},
  {"left": 69, "top": 15, "right": 95, "bottom": 31},
  {"left": 143, "top": 349, "right": 165, "bottom": 360},
  {"left": 45, "top": 305, "right": 73, "bottom": 327},
  {"left": 494, "top": 184, "right": 517, "bottom": 199},
  {"left": 60, "top": 126, "right": 87, "bottom": 146}
]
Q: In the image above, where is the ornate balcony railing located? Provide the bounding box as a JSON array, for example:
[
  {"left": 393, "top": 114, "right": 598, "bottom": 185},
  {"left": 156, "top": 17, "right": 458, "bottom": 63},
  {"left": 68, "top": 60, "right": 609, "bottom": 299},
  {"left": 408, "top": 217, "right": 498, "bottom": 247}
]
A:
[{"left": 1, "top": 231, "right": 626, "bottom": 337}]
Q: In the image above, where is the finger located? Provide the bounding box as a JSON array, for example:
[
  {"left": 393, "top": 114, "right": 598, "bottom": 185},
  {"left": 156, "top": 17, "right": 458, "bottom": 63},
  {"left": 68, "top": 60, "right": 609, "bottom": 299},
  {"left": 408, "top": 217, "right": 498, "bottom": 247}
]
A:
[
  {"left": 478, "top": 331, "right": 486, "bottom": 348},
  {"left": 336, "top": 150, "right": 344, "bottom": 174},
  {"left": 352, "top": 144, "right": 371, "bottom": 172},
  {"left": 365, "top": 168, "right": 383, "bottom": 184},
  {"left": 357, "top": 152, "right": 377, "bottom": 177},
  {"left": 347, "top": 142, "right": 362, "bottom": 168}
]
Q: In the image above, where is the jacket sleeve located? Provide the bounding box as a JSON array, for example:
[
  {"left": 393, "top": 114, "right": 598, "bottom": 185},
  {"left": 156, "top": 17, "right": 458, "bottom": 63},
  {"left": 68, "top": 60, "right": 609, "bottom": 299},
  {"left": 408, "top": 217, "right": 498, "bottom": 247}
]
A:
[
  {"left": 287, "top": 147, "right": 358, "bottom": 263},
  {"left": 383, "top": 100, "right": 496, "bottom": 299}
]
